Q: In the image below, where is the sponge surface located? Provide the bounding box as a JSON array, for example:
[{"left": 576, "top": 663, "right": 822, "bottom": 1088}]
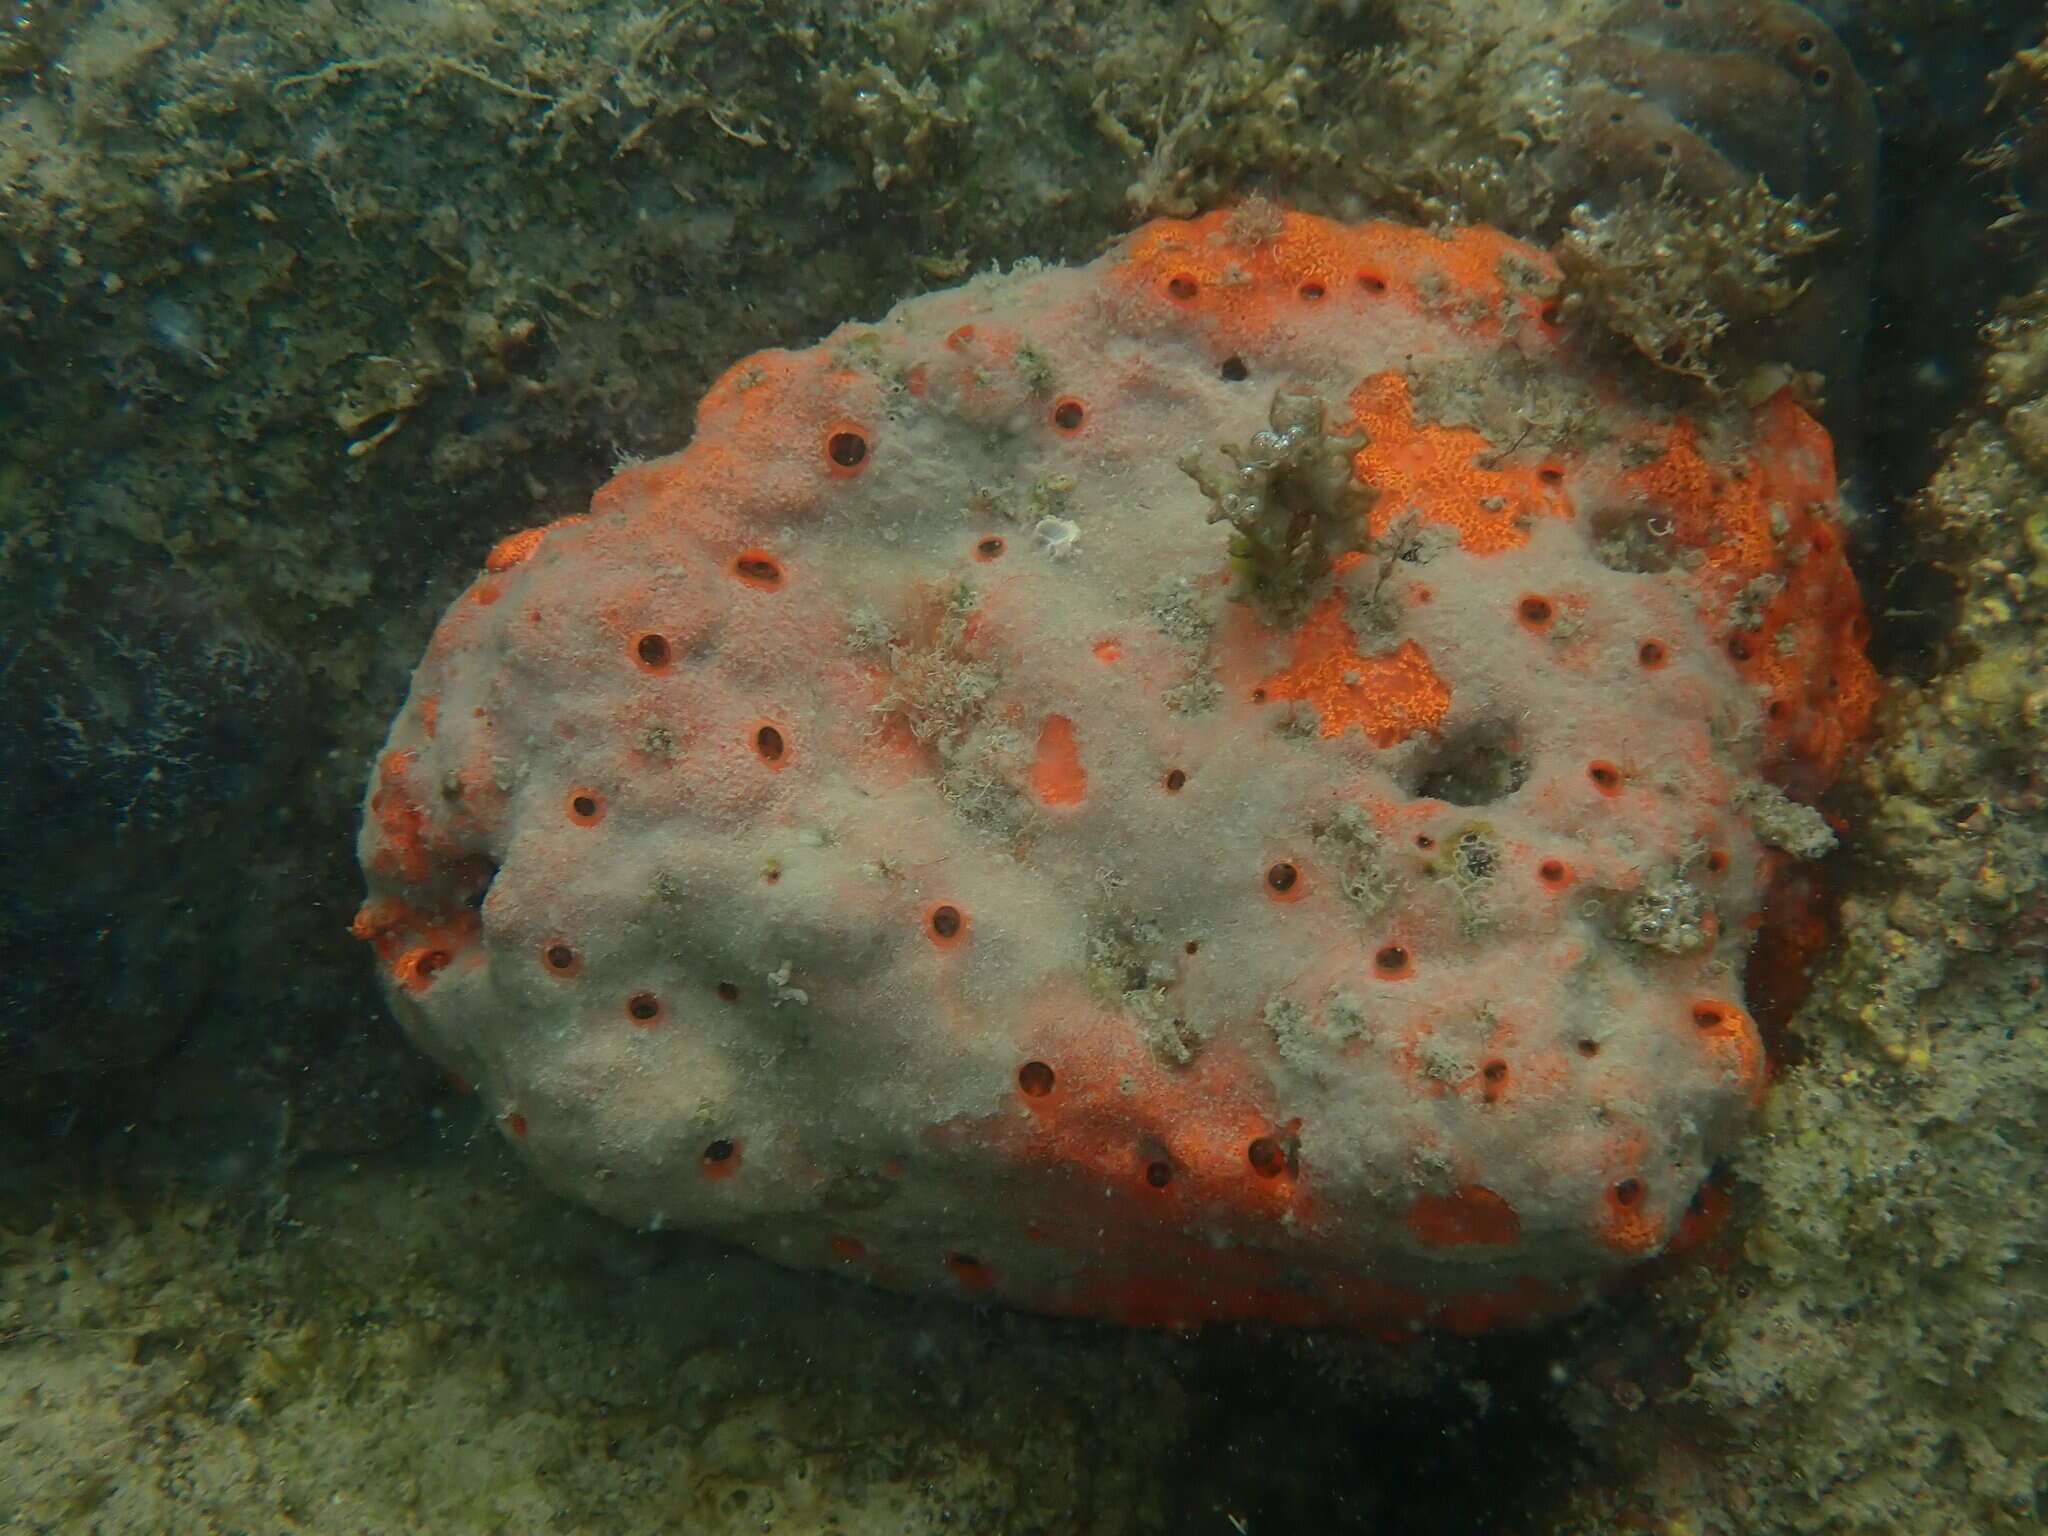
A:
[{"left": 357, "top": 209, "right": 1875, "bottom": 1331}]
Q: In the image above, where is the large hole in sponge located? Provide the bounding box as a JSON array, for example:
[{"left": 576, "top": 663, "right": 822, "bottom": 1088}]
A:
[{"left": 1405, "top": 722, "right": 1530, "bottom": 806}]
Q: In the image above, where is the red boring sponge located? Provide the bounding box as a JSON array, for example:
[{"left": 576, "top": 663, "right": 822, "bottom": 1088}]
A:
[{"left": 355, "top": 208, "right": 1877, "bottom": 1332}]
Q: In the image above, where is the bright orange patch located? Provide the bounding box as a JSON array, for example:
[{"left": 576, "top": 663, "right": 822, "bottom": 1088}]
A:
[
  {"left": 1619, "top": 396, "right": 1879, "bottom": 781},
  {"left": 1600, "top": 1183, "right": 1662, "bottom": 1257},
  {"left": 1257, "top": 590, "right": 1451, "bottom": 746},
  {"left": 1350, "top": 373, "right": 1571, "bottom": 554},
  {"left": 349, "top": 898, "right": 404, "bottom": 947},
  {"left": 484, "top": 514, "right": 587, "bottom": 573},
  {"left": 1690, "top": 999, "right": 1766, "bottom": 1100},
  {"left": 1030, "top": 714, "right": 1088, "bottom": 805},
  {"left": 1113, "top": 208, "right": 1559, "bottom": 346},
  {"left": 393, "top": 943, "right": 451, "bottom": 994},
  {"left": 367, "top": 749, "right": 433, "bottom": 884}
]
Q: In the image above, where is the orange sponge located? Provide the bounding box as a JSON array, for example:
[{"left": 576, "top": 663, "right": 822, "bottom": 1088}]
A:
[{"left": 357, "top": 208, "right": 1873, "bottom": 1331}]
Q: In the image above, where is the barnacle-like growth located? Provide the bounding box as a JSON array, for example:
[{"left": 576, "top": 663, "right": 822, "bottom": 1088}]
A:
[{"left": 1619, "top": 868, "right": 1714, "bottom": 955}]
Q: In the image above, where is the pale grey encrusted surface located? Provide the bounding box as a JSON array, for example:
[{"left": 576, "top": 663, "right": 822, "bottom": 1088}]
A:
[{"left": 3, "top": 0, "right": 2046, "bottom": 1532}]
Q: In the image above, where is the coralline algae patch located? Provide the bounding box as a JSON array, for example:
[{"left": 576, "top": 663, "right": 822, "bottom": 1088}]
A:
[{"left": 355, "top": 209, "right": 1876, "bottom": 1332}]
